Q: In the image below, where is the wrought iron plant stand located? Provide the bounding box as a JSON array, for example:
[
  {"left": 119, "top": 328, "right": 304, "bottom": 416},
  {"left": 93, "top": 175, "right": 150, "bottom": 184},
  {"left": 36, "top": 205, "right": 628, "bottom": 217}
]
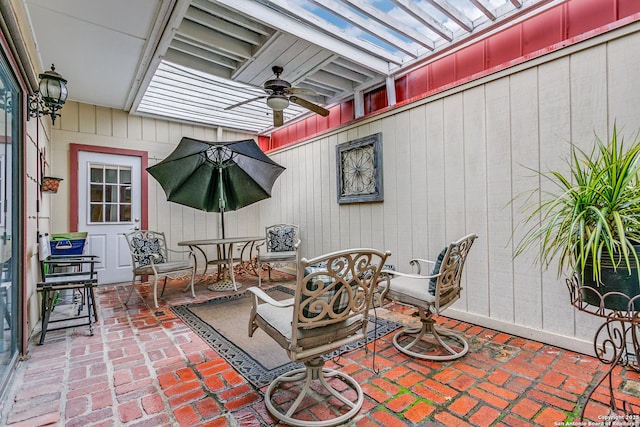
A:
[{"left": 567, "top": 275, "right": 640, "bottom": 425}]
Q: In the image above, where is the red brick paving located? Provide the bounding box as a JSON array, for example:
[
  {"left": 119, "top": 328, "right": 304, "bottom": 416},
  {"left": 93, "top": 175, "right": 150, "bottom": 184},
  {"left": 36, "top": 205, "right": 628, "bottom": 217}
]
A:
[{"left": 1, "top": 275, "right": 640, "bottom": 426}]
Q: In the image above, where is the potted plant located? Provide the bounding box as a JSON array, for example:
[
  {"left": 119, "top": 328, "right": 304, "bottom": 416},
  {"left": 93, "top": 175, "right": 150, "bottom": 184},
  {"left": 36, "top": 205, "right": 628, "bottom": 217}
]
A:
[{"left": 514, "top": 125, "right": 640, "bottom": 311}]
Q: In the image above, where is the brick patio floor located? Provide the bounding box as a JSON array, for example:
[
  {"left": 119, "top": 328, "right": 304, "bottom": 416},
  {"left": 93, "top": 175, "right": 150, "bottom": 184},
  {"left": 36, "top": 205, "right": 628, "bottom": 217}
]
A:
[{"left": 1, "top": 273, "right": 639, "bottom": 426}]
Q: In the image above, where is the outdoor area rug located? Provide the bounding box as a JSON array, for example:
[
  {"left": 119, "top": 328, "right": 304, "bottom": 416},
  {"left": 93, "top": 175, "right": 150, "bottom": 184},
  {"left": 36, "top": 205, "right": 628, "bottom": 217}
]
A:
[{"left": 171, "top": 286, "right": 402, "bottom": 388}]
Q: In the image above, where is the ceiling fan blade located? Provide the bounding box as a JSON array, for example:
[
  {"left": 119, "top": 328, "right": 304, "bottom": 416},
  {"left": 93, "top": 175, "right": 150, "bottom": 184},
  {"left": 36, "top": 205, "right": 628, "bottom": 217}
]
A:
[
  {"left": 224, "top": 96, "right": 266, "bottom": 110},
  {"left": 290, "top": 96, "right": 330, "bottom": 117},
  {"left": 285, "top": 87, "right": 318, "bottom": 96},
  {"left": 273, "top": 110, "right": 284, "bottom": 127}
]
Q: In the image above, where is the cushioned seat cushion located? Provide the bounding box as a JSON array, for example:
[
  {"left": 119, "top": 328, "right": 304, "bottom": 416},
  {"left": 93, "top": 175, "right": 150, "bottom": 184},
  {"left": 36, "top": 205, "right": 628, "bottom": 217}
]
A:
[
  {"left": 256, "top": 301, "right": 363, "bottom": 352},
  {"left": 134, "top": 260, "right": 192, "bottom": 275},
  {"left": 387, "top": 275, "right": 436, "bottom": 311},
  {"left": 259, "top": 251, "right": 297, "bottom": 262}
]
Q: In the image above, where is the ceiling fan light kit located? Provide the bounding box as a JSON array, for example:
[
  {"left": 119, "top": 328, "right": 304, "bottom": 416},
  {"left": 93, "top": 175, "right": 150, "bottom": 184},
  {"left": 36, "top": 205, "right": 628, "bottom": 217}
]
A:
[
  {"left": 266, "top": 94, "right": 289, "bottom": 111},
  {"left": 226, "top": 66, "right": 330, "bottom": 127}
]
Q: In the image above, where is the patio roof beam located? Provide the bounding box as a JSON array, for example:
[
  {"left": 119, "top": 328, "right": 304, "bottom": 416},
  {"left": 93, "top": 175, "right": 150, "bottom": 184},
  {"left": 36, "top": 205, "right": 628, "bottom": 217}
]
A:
[
  {"left": 263, "top": 0, "right": 405, "bottom": 65},
  {"left": 427, "top": 0, "right": 473, "bottom": 32},
  {"left": 184, "top": 8, "right": 264, "bottom": 46},
  {"left": 307, "top": 0, "right": 419, "bottom": 58},
  {"left": 215, "top": 0, "right": 393, "bottom": 74},
  {"left": 191, "top": 0, "right": 273, "bottom": 36},
  {"left": 169, "top": 40, "right": 239, "bottom": 70},
  {"left": 340, "top": 0, "right": 436, "bottom": 51},
  {"left": 469, "top": 0, "right": 497, "bottom": 20},
  {"left": 176, "top": 20, "right": 253, "bottom": 59},
  {"left": 390, "top": 0, "right": 454, "bottom": 41}
]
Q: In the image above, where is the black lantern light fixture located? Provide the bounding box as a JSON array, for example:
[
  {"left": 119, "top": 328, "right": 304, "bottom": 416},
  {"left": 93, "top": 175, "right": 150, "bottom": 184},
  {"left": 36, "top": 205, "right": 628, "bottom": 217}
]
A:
[{"left": 28, "top": 64, "right": 68, "bottom": 125}]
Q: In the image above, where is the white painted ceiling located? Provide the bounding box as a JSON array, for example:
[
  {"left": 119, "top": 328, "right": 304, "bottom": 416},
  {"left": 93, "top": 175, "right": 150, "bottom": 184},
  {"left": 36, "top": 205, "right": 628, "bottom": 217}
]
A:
[{"left": 25, "top": 0, "right": 553, "bottom": 134}]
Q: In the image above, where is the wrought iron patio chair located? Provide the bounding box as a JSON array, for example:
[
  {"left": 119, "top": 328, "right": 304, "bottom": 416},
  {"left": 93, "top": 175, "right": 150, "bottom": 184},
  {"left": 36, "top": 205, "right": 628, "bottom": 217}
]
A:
[
  {"left": 381, "top": 234, "right": 477, "bottom": 361},
  {"left": 247, "top": 248, "right": 390, "bottom": 427},
  {"left": 123, "top": 230, "right": 195, "bottom": 308},
  {"left": 255, "top": 223, "right": 300, "bottom": 287}
]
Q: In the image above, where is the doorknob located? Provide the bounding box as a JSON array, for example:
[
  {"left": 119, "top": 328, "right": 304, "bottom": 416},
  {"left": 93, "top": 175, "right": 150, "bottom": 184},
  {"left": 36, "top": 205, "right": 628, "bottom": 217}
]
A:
[{"left": 134, "top": 218, "right": 140, "bottom": 231}]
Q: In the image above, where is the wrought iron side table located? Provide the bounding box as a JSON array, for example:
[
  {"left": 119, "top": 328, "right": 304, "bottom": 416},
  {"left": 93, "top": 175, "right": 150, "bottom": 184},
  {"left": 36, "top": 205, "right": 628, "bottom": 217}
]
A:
[{"left": 567, "top": 275, "right": 640, "bottom": 424}]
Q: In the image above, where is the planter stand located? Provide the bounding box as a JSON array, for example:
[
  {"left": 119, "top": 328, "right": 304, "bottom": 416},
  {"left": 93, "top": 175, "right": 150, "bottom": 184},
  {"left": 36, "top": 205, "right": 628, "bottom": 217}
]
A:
[{"left": 567, "top": 275, "right": 640, "bottom": 423}]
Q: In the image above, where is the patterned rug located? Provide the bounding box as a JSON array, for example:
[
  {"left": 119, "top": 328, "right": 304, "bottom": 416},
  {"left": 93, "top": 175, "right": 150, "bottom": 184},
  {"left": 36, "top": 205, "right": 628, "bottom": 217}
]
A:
[{"left": 171, "top": 286, "right": 401, "bottom": 388}]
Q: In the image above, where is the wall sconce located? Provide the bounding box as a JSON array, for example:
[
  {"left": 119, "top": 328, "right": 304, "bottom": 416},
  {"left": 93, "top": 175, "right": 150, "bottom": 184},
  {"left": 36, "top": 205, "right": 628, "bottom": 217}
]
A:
[{"left": 28, "top": 64, "right": 68, "bottom": 125}]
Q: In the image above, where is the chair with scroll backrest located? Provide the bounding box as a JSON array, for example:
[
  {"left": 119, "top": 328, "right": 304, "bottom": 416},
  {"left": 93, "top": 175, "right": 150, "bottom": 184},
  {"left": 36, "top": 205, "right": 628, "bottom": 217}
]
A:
[
  {"left": 255, "top": 224, "right": 300, "bottom": 287},
  {"left": 123, "top": 230, "right": 195, "bottom": 308},
  {"left": 248, "top": 248, "right": 390, "bottom": 427},
  {"left": 381, "top": 234, "right": 477, "bottom": 361}
]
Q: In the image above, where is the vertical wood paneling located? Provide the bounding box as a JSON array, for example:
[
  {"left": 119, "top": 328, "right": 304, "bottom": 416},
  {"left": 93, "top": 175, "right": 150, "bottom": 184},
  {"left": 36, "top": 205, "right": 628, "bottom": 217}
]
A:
[
  {"left": 381, "top": 115, "right": 398, "bottom": 260},
  {"left": 570, "top": 45, "right": 608, "bottom": 149},
  {"left": 59, "top": 101, "right": 79, "bottom": 132},
  {"left": 425, "top": 101, "right": 446, "bottom": 256},
  {"left": 127, "top": 115, "right": 142, "bottom": 141},
  {"left": 112, "top": 110, "right": 127, "bottom": 138},
  {"left": 536, "top": 58, "right": 585, "bottom": 337},
  {"left": 510, "top": 68, "right": 541, "bottom": 329},
  {"left": 463, "top": 86, "right": 489, "bottom": 316},
  {"left": 96, "top": 107, "right": 112, "bottom": 136},
  {"left": 484, "top": 79, "right": 514, "bottom": 323},
  {"left": 392, "top": 112, "right": 413, "bottom": 264},
  {"left": 408, "top": 106, "right": 427, "bottom": 259},
  {"left": 607, "top": 32, "right": 640, "bottom": 126},
  {"left": 443, "top": 94, "right": 466, "bottom": 312},
  {"left": 78, "top": 104, "right": 96, "bottom": 134}
]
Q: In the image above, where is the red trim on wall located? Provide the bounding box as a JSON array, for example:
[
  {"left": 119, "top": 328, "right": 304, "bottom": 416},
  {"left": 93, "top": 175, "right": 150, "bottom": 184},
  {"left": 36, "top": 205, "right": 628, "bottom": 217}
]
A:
[
  {"left": 69, "top": 144, "right": 148, "bottom": 231},
  {"left": 263, "top": 0, "right": 640, "bottom": 152}
]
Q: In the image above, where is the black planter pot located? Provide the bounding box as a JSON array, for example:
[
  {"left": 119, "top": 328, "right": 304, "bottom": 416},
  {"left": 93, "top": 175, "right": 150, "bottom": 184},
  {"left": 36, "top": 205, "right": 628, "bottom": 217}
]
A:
[{"left": 580, "top": 245, "right": 640, "bottom": 311}]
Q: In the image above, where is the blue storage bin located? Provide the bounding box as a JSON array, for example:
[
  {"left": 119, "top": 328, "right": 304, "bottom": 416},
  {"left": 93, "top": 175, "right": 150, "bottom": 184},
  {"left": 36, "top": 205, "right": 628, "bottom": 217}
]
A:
[{"left": 50, "top": 232, "right": 88, "bottom": 256}]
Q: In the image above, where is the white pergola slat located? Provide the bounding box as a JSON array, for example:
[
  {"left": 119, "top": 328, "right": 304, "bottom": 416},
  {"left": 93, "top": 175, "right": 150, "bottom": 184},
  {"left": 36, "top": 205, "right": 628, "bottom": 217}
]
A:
[{"left": 131, "top": 0, "right": 548, "bottom": 133}]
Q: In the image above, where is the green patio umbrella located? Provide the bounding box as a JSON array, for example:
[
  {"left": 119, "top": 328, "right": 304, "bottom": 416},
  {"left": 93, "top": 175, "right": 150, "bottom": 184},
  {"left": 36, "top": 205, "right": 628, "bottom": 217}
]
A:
[{"left": 147, "top": 137, "right": 285, "bottom": 238}]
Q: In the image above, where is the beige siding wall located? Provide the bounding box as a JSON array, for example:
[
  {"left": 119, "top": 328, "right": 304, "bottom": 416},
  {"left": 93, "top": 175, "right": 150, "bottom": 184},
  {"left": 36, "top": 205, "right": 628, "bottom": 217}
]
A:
[
  {"left": 48, "top": 106, "right": 258, "bottom": 283},
  {"left": 41, "top": 22, "right": 640, "bottom": 353},
  {"left": 260, "top": 23, "right": 640, "bottom": 354}
]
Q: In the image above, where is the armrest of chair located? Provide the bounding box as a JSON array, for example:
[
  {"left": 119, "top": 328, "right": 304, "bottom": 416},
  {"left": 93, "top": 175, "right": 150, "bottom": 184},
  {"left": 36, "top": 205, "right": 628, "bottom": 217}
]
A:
[
  {"left": 247, "top": 286, "right": 294, "bottom": 308},
  {"left": 166, "top": 247, "right": 195, "bottom": 259},
  {"left": 408, "top": 258, "right": 436, "bottom": 275}
]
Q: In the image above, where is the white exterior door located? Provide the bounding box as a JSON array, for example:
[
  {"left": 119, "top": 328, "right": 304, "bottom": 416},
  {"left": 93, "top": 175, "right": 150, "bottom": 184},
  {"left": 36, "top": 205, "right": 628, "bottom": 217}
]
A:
[{"left": 78, "top": 151, "right": 141, "bottom": 284}]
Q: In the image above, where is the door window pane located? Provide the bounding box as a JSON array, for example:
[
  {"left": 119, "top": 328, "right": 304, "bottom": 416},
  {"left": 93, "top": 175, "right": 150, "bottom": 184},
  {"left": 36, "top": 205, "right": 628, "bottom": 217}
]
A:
[{"left": 87, "top": 164, "right": 132, "bottom": 223}]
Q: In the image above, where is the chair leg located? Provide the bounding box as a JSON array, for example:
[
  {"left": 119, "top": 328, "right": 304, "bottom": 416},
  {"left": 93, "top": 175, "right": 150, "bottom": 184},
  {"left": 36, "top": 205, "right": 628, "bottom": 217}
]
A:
[
  {"left": 188, "top": 267, "right": 195, "bottom": 298},
  {"left": 393, "top": 308, "right": 469, "bottom": 361},
  {"left": 123, "top": 276, "right": 137, "bottom": 306},
  {"left": 257, "top": 260, "right": 263, "bottom": 288},
  {"left": 153, "top": 276, "right": 160, "bottom": 308},
  {"left": 39, "top": 289, "right": 56, "bottom": 345},
  {"left": 264, "top": 357, "right": 363, "bottom": 427}
]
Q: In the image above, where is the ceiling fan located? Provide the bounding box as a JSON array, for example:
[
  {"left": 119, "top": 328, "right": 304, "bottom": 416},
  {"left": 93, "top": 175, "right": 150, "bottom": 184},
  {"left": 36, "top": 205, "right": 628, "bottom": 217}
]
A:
[{"left": 225, "top": 66, "right": 330, "bottom": 127}]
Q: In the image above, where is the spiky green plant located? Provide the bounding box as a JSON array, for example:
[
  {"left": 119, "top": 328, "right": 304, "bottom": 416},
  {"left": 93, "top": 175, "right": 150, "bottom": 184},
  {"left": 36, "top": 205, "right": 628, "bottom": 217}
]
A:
[{"left": 514, "top": 125, "right": 640, "bottom": 284}]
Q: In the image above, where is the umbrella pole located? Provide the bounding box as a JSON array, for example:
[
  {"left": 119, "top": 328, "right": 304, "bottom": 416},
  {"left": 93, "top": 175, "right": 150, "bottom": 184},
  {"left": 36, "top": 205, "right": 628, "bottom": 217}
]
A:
[{"left": 218, "top": 165, "right": 226, "bottom": 241}]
